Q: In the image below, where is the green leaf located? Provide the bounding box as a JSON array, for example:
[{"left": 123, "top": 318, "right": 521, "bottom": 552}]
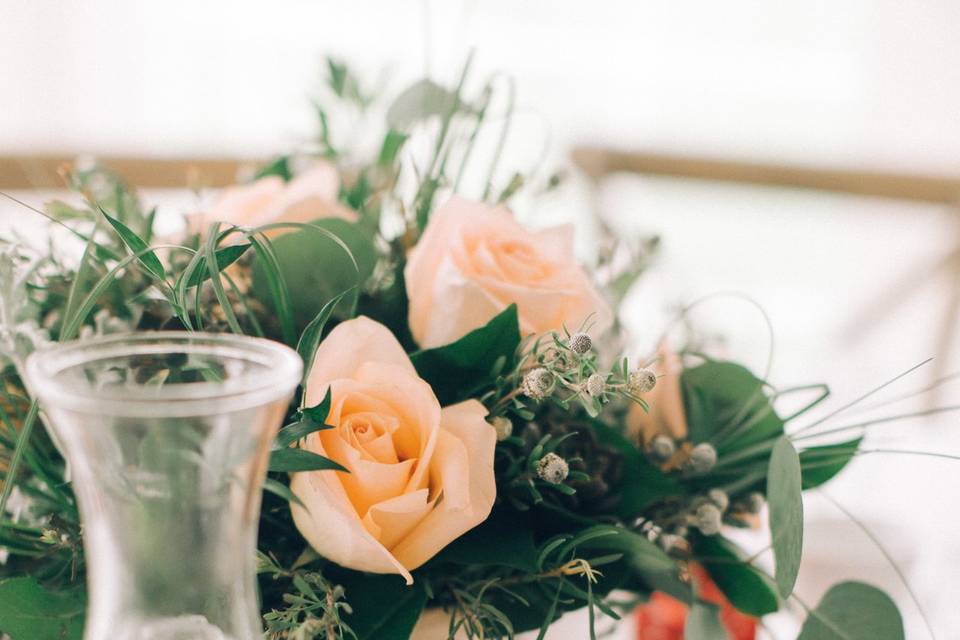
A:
[
  {"left": 681, "top": 360, "right": 784, "bottom": 452},
  {"left": 768, "top": 436, "right": 803, "bottom": 598},
  {"left": 432, "top": 509, "right": 539, "bottom": 573},
  {"left": 0, "top": 577, "right": 85, "bottom": 640},
  {"left": 183, "top": 244, "right": 251, "bottom": 287},
  {"left": 590, "top": 420, "right": 680, "bottom": 517},
  {"left": 275, "top": 389, "right": 333, "bottom": 449},
  {"left": 378, "top": 129, "right": 409, "bottom": 166},
  {"left": 253, "top": 156, "right": 293, "bottom": 181},
  {"left": 296, "top": 290, "right": 350, "bottom": 386},
  {"left": 250, "top": 220, "right": 376, "bottom": 332},
  {"left": 410, "top": 305, "right": 521, "bottom": 405},
  {"left": 578, "top": 526, "right": 691, "bottom": 604},
  {"left": 333, "top": 572, "right": 427, "bottom": 640},
  {"left": 800, "top": 437, "right": 862, "bottom": 489},
  {"left": 684, "top": 601, "right": 727, "bottom": 640},
  {"left": 263, "top": 477, "right": 304, "bottom": 507},
  {"left": 797, "top": 581, "right": 904, "bottom": 640},
  {"left": 386, "top": 79, "right": 474, "bottom": 130},
  {"left": 100, "top": 208, "right": 166, "bottom": 280},
  {"left": 695, "top": 535, "right": 779, "bottom": 617},
  {"left": 268, "top": 448, "right": 346, "bottom": 473}
]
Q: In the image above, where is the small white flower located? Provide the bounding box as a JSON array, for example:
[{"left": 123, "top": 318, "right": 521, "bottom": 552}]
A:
[
  {"left": 708, "top": 488, "right": 729, "bottom": 512},
  {"left": 627, "top": 368, "right": 657, "bottom": 395},
  {"left": 536, "top": 452, "right": 569, "bottom": 484},
  {"left": 521, "top": 367, "right": 553, "bottom": 400},
  {"left": 490, "top": 416, "right": 513, "bottom": 441},
  {"left": 658, "top": 533, "right": 682, "bottom": 552},
  {"left": 585, "top": 373, "right": 606, "bottom": 397},
  {"left": 689, "top": 443, "right": 718, "bottom": 472},
  {"left": 650, "top": 435, "right": 676, "bottom": 461},
  {"left": 694, "top": 503, "right": 722, "bottom": 536},
  {"left": 569, "top": 332, "right": 593, "bottom": 355}
]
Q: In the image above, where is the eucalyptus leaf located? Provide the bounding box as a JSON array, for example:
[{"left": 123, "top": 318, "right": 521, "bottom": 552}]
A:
[
  {"left": 768, "top": 436, "right": 803, "bottom": 598},
  {"left": 250, "top": 220, "right": 375, "bottom": 332},
  {"left": 0, "top": 577, "right": 85, "bottom": 640},
  {"left": 797, "top": 581, "right": 904, "bottom": 640}
]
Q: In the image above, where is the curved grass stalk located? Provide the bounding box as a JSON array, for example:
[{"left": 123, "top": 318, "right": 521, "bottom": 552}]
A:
[{"left": 818, "top": 489, "right": 936, "bottom": 640}]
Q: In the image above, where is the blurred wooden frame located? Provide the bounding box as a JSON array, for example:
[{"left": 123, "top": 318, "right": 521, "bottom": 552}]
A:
[{"left": 0, "top": 155, "right": 254, "bottom": 190}]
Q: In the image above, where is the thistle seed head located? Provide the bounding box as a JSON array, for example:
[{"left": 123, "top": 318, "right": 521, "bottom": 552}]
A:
[
  {"left": 569, "top": 332, "right": 593, "bottom": 355},
  {"left": 536, "top": 452, "right": 570, "bottom": 484},
  {"left": 521, "top": 367, "right": 553, "bottom": 400},
  {"left": 689, "top": 443, "right": 718, "bottom": 472},
  {"left": 708, "top": 488, "right": 729, "bottom": 512},
  {"left": 694, "top": 503, "right": 723, "bottom": 536},
  {"left": 490, "top": 416, "right": 513, "bottom": 441},
  {"left": 627, "top": 368, "right": 657, "bottom": 395},
  {"left": 585, "top": 373, "right": 606, "bottom": 397},
  {"left": 650, "top": 435, "right": 676, "bottom": 461}
]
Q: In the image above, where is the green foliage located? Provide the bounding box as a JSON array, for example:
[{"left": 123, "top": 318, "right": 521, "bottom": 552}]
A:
[
  {"left": 433, "top": 509, "right": 539, "bottom": 573},
  {"left": 250, "top": 220, "right": 375, "bottom": 333},
  {"left": 590, "top": 421, "right": 679, "bottom": 518},
  {"left": 275, "top": 389, "right": 333, "bottom": 450},
  {"left": 268, "top": 448, "right": 346, "bottom": 474},
  {"left": 100, "top": 208, "right": 166, "bottom": 281},
  {"left": 386, "top": 79, "right": 475, "bottom": 131},
  {"left": 0, "top": 578, "right": 85, "bottom": 640},
  {"left": 332, "top": 572, "right": 427, "bottom": 640},
  {"left": 254, "top": 156, "right": 294, "bottom": 181},
  {"left": 411, "top": 305, "right": 521, "bottom": 406},
  {"left": 681, "top": 360, "right": 784, "bottom": 453},
  {"left": 695, "top": 535, "right": 779, "bottom": 617},
  {"left": 799, "top": 437, "right": 863, "bottom": 489},
  {"left": 296, "top": 290, "right": 351, "bottom": 388},
  {"left": 767, "top": 436, "right": 803, "bottom": 598},
  {"left": 183, "top": 243, "right": 250, "bottom": 288},
  {"left": 797, "top": 581, "right": 904, "bottom": 640}
]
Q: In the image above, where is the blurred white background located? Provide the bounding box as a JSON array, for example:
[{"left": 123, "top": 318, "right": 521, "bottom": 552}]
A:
[{"left": 3, "top": 1, "right": 960, "bottom": 638}]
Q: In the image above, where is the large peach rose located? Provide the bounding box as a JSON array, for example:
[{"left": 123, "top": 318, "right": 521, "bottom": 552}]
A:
[
  {"left": 404, "top": 196, "right": 613, "bottom": 348},
  {"left": 290, "top": 316, "right": 497, "bottom": 584},
  {"left": 190, "top": 160, "right": 356, "bottom": 234}
]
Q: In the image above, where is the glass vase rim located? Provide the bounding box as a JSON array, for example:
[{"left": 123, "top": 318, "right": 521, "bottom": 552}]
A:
[{"left": 24, "top": 331, "right": 303, "bottom": 417}]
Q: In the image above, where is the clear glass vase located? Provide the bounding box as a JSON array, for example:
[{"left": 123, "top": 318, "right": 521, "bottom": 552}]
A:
[{"left": 24, "top": 332, "right": 302, "bottom": 640}]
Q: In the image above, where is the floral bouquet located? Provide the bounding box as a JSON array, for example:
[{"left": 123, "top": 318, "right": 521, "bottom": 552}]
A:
[{"left": 0, "top": 58, "right": 913, "bottom": 639}]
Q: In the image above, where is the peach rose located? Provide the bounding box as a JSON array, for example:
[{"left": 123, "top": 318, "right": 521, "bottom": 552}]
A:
[
  {"left": 190, "top": 160, "right": 357, "bottom": 235},
  {"left": 404, "top": 196, "right": 613, "bottom": 348},
  {"left": 290, "top": 316, "right": 497, "bottom": 584}
]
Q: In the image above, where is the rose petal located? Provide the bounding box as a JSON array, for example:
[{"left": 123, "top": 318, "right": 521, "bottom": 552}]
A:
[
  {"left": 362, "top": 489, "right": 435, "bottom": 550},
  {"left": 290, "top": 471, "right": 413, "bottom": 583},
  {"left": 389, "top": 400, "right": 496, "bottom": 571},
  {"left": 304, "top": 316, "right": 416, "bottom": 407}
]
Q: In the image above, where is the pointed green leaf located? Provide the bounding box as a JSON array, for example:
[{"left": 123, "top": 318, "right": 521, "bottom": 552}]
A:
[
  {"left": 275, "top": 388, "right": 333, "bottom": 449},
  {"left": 332, "top": 572, "right": 427, "bottom": 640},
  {"left": 268, "top": 448, "right": 346, "bottom": 473},
  {"left": 797, "top": 581, "right": 904, "bottom": 640},
  {"left": 296, "top": 290, "right": 350, "bottom": 386},
  {"left": 386, "top": 79, "right": 474, "bottom": 130},
  {"left": 768, "top": 436, "right": 803, "bottom": 598},
  {"left": 101, "top": 208, "right": 166, "bottom": 280},
  {"left": 184, "top": 243, "right": 251, "bottom": 287},
  {"left": 800, "top": 437, "right": 862, "bottom": 489}
]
